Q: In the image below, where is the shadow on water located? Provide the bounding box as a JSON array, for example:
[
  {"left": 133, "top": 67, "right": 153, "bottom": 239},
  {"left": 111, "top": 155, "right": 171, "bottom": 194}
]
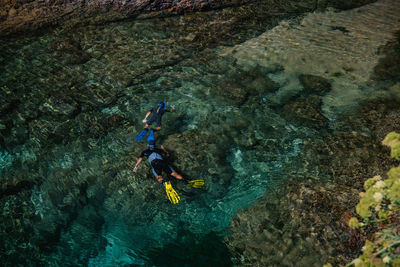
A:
[{"left": 146, "top": 231, "right": 233, "bottom": 267}]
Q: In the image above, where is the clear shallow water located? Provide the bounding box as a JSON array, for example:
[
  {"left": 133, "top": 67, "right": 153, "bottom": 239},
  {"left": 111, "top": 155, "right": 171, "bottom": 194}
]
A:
[{"left": 1, "top": 1, "right": 400, "bottom": 266}]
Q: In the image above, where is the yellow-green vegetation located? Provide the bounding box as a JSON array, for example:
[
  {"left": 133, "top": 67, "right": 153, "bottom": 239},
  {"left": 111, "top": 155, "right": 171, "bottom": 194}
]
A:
[
  {"left": 347, "top": 132, "right": 400, "bottom": 267},
  {"left": 348, "top": 217, "right": 362, "bottom": 230},
  {"left": 383, "top": 132, "right": 400, "bottom": 160}
]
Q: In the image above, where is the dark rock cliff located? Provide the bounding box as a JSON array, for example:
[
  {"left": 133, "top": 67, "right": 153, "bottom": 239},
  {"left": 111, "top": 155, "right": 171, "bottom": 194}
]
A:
[{"left": 0, "top": 0, "right": 374, "bottom": 37}]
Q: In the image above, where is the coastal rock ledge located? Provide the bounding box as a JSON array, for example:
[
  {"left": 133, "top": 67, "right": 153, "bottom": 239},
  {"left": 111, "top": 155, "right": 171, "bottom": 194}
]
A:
[{"left": 1, "top": 0, "right": 373, "bottom": 37}]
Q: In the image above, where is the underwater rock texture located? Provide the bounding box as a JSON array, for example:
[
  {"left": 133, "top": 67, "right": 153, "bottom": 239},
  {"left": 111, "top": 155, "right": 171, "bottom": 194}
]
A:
[
  {"left": 0, "top": 0, "right": 374, "bottom": 36},
  {"left": 227, "top": 101, "right": 400, "bottom": 265},
  {"left": 0, "top": 0, "right": 399, "bottom": 265},
  {"left": 373, "top": 30, "right": 400, "bottom": 86},
  {"left": 222, "top": 0, "right": 400, "bottom": 120},
  {"left": 227, "top": 182, "right": 364, "bottom": 266},
  {"left": 226, "top": 1, "right": 400, "bottom": 265}
]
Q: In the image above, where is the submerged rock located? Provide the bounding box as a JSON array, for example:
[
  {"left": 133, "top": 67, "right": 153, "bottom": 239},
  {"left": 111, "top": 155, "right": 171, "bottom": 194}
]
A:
[
  {"left": 213, "top": 80, "right": 249, "bottom": 105},
  {"left": 50, "top": 37, "right": 91, "bottom": 65},
  {"left": 0, "top": 191, "right": 42, "bottom": 265},
  {"left": 357, "top": 98, "right": 400, "bottom": 143},
  {"left": 40, "top": 95, "right": 78, "bottom": 117},
  {"left": 163, "top": 129, "right": 230, "bottom": 179},
  {"left": 373, "top": 30, "right": 400, "bottom": 85},
  {"left": 226, "top": 182, "right": 365, "bottom": 266},
  {"left": 299, "top": 74, "right": 332, "bottom": 96},
  {"left": 212, "top": 66, "right": 278, "bottom": 105},
  {"left": 223, "top": 0, "right": 400, "bottom": 119},
  {"left": 0, "top": 86, "right": 19, "bottom": 116},
  {"left": 281, "top": 95, "right": 329, "bottom": 129},
  {"left": 226, "top": 93, "right": 400, "bottom": 266},
  {"left": 316, "top": 0, "right": 376, "bottom": 10},
  {"left": 53, "top": 205, "right": 107, "bottom": 266}
]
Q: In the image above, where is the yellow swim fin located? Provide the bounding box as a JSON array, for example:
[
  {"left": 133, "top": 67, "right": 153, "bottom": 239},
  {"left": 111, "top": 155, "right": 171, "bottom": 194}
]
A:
[
  {"left": 165, "top": 181, "right": 180, "bottom": 204},
  {"left": 186, "top": 179, "right": 205, "bottom": 188}
]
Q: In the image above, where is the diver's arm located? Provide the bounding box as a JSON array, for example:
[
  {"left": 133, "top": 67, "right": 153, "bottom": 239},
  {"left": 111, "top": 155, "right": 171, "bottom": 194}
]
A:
[
  {"left": 160, "top": 145, "right": 170, "bottom": 157},
  {"left": 133, "top": 157, "right": 143, "bottom": 172},
  {"left": 143, "top": 111, "right": 151, "bottom": 123}
]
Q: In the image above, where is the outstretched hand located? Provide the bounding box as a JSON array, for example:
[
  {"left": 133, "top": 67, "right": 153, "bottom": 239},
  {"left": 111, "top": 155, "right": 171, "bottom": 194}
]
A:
[
  {"left": 142, "top": 119, "right": 147, "bottom": 123},
  {"left": 133, "top": 166, "right": 138, "bottom": 172}
]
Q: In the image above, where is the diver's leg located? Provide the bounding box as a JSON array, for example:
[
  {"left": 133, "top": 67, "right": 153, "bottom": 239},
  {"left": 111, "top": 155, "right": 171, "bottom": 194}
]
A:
[
  {"left": 156, "top": 175, "right": 164, "bottom": 183},
  {"left": 168, "top": 165, "right": 182, "bottom": 180},
  {"left": 171, "top": 172, "right": 183, "bottom": 180},
  {"left": 152, "top": 167, "right": 164, "bottom": 183},
  {"left": 154, "top": 119, "right": 162, "bottom": 131},
  {"left": 161, "top": 163, "right": 182, "bottom": 180},
  {"left": 145, "top": 117, "right": 156, "bottom": 129}
]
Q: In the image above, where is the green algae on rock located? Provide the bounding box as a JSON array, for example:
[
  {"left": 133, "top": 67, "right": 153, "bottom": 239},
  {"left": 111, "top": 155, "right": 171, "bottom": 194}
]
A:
[
  {"left": 383, "top": 132, "right": 400, "bottom": 160},
  {"left": 348, "top": 132, "right": 400, "bottom": 266}
]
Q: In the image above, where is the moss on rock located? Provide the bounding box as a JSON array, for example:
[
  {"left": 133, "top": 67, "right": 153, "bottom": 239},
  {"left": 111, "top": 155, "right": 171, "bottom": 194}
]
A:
[
  {"left": 347, "top": 132, "right": 400, "bottom": 266},
  {"left": 383, "top": 132, "right": 400, "bottom": 160}
]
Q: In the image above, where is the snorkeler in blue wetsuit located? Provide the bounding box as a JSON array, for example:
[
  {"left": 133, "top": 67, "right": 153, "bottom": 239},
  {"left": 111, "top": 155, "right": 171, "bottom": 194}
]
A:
[
  {"left": 136, "top": 100, "right": 175, "bottom": 141},
  {"left": 132, "top": 140, "right": 205, "bottom": 204}
]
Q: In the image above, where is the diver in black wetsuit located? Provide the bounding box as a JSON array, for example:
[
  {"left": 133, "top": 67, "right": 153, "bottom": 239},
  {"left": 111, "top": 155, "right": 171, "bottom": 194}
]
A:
[
  {"left": 136, "top": 100, "right": 175, "bottom": 142},
  {"left": 133, "top": 140, "right": 182, "bottom": 184},
  {"left": 132, "top": 140, "right": 205, "bottom": 204},
  {"left": 142, "top": 101, "right": 175, "bottom": 132},
  {"left": 133, "top": 140, "right": 182, "bottom": 204}
]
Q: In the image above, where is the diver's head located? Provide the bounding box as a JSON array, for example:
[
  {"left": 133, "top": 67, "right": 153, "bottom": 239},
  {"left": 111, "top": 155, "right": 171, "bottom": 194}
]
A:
[
  {"left": 156, "top": 102, "right": 164, "bottom": 113},
  {"left": 148, "top": 140, "right": 155, "bottom": 150}
]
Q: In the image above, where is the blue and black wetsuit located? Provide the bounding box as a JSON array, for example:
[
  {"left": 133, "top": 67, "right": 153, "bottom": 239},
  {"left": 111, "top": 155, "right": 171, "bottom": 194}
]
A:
[
  {"left": 146, "top": 105, "right": 170, "bottom": 127},
  {"left": 140, "top": 148, "right": 175, "bottom": 177}
]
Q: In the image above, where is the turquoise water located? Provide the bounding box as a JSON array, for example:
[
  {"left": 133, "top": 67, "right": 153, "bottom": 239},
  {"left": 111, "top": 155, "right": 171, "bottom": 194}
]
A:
[{"left": 1, "top": 1, "right": 400, "bottom": 266}]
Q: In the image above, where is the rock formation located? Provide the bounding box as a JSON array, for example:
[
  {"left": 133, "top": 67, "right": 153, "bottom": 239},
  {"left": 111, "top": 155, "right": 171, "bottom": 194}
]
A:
[{"left": 1, "top": 0, "right": 374, "bottom": 37}]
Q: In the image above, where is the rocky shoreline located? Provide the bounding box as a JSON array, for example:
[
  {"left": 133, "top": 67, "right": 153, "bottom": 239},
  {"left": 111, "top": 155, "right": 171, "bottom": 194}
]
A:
[{"left": 1, "top": 0, "right": 375, "bottom": 37}]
